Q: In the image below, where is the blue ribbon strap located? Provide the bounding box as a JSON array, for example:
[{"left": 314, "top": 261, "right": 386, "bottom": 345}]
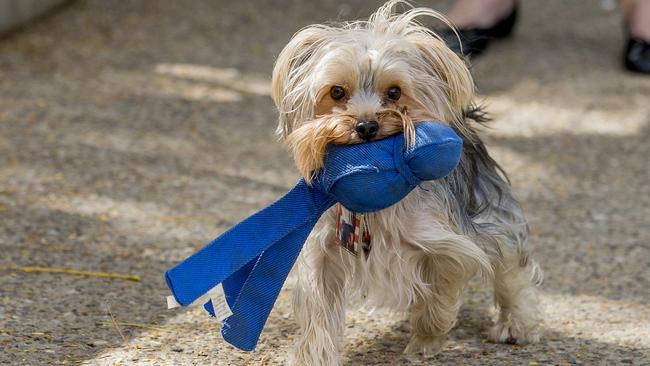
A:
[
  {"left": 164, "top": 121, "right": 463, "bottom": 352},
  {"left": 165, "top": 180, "right": 336, "bottom": 350}
]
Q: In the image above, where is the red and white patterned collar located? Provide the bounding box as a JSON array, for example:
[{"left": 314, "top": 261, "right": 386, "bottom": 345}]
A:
[{"left": 335, "top": 203, "right": 371, "bottom": 257}]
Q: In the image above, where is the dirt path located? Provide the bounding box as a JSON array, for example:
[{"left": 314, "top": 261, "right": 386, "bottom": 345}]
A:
[{"left": 0, "top": 1, "right": 648, "bottom": 365}]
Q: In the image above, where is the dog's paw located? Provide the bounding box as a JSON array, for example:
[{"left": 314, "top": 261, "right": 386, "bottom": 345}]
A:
[
  {"left": 290, "top": 338, "right": 343, "bottom": 366},
  {"left": 488, "top": 319, "right": 541, "bottom": 345},
  {"left": 403, "top": 335, "right": 446, "bottom": 357}
]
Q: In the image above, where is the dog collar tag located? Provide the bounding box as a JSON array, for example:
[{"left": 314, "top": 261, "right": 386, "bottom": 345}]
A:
[{"left": 335, "top": 204, "right": 371, "bottom": 257}]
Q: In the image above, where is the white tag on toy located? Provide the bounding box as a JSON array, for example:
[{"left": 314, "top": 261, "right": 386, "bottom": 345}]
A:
[
  {"left": 167, "top": 295, "right": 181, "bottom": 309},
  {"left": 209, "top": 283, "right": 233, "bottom": 321},
  {"left": 166, "top": 283, "right": 232, "bottom": 321}
]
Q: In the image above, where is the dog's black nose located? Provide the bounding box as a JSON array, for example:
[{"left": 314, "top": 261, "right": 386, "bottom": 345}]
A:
[{"left": 355, "top": 120, "right": 379, "bottom": 141}]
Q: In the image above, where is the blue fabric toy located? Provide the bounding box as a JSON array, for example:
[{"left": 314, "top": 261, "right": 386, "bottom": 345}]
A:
[{"left": 164, "top": 121, "right": 463, "bottom": 351}]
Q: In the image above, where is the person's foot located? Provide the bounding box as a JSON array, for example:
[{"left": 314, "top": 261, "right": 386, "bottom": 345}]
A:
[
  {"left": 446, "top": 0, "right": 517, "bottom": 29},
  {"left": 625, "top": 38, "right": 650, "bottom": 74},
  {"left": 622, "top": 0, "right": 650, "bottom": 74},
  {"left": 438, "top": 0, "right": 518, "bottom": 58}
]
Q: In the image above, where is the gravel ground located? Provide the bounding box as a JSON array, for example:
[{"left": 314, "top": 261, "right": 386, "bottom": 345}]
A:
[{"left": 0, "top": 1, "right": 649, "bottom": 365}]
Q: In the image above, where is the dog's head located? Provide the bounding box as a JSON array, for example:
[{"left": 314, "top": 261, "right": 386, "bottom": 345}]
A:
[{"left": 272, "top": 1, "right": 475, "bottom": 181}]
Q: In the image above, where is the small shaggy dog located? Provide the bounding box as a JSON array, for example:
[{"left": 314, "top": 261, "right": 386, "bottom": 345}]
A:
[{"left": 270, "top": 2, "right": 543, "bottom": 364}]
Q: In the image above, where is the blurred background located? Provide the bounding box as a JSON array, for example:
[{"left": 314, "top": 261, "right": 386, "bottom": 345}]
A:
[{"left": 0, "top": 1, "right": 648, "bottom": 365}]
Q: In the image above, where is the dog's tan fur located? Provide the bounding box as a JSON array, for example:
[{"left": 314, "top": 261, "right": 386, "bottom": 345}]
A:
[{"left": 271, "top": 2, "right": 543, "bottom": 365}]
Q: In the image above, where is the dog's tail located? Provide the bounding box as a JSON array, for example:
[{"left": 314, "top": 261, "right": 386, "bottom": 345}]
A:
[{"left": 463, "top": 103, "right": 490, "bottom": 125}]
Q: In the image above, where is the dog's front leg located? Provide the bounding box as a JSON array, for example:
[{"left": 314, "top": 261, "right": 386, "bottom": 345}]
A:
[
  {"left": 404, "top": 229, "right": 492, "bottom": 356},
  {"left": 291, "top": 225, "right": 347, "bottom": 366},
  {"left": 404, "top": 255, "right": 467, "bottom": 356}
]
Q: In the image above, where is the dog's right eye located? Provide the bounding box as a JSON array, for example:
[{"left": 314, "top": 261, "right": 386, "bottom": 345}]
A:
[
  {"left": 386, "top": 86, "right": 401, "bottom": 101},
  {"left": 330, "top": 86, "right": 346, "bottom": 101}
]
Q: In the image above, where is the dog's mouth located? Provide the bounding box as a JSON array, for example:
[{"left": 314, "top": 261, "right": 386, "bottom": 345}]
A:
[{"left": 286, "top": 107, "right": 421, "bottom": 182}]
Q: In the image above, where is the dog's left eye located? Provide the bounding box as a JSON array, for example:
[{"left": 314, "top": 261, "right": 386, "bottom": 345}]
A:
[
  {"left": 386, "top": 86, "right": 401, "bottom": 101},
  {"left": 330, "top": 86, "right": 346, "bottom": 101}
]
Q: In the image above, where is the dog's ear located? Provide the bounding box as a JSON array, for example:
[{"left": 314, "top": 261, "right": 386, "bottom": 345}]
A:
[
  {"left": 409, "top": 33, "right": 475, "bottom": 123},
  {"left": 272, "top": 26, "right": 333, "bottom": 138}
]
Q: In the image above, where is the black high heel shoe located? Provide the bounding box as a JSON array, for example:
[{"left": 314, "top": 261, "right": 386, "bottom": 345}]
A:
[
  {"left": 439, "top": 3, "right": 518, "bottom": 58},
  {"left": 624, "top": 37, "right": 650, "bottom": 74}
]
